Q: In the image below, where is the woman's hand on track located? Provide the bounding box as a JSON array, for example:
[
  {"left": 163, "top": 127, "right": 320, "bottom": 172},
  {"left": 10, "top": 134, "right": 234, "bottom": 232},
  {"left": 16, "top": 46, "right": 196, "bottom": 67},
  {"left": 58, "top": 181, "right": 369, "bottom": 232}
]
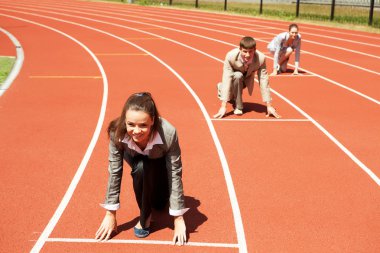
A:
[
  {"left": 95, "top": 210, "right": 118, "bottom": 241},
  {"left": 173, "top": 216, "right": 187, "bottom": 246}
]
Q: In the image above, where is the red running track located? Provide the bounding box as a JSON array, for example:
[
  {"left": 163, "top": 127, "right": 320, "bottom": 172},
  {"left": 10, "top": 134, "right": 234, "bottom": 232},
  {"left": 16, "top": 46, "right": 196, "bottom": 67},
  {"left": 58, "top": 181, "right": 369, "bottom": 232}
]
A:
[{"left": 0, "top": 0, "right": 379, "bottom": 252}]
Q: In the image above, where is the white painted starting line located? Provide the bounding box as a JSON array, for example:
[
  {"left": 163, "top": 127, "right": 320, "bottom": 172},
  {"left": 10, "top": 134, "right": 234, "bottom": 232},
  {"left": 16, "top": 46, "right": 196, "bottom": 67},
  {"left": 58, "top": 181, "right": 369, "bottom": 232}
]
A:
[{"left": 46, "top": 238, "right": 239, "bottom": 248}]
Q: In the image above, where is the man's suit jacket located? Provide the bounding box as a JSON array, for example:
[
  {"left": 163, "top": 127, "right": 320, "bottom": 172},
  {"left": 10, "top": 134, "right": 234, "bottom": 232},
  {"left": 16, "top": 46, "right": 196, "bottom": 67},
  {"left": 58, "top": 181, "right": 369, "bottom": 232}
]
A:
[
  {"left": 104, "top": 117, "right": 185, "bottom": 212},
  {"left": 221, "top": 47, "right": 271, "bottom": 103}
]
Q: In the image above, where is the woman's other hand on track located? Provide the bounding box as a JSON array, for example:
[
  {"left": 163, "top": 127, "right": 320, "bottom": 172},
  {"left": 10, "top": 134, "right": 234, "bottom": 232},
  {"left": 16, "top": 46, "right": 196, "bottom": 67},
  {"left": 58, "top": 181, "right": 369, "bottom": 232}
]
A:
[
  {"left": 95, "top": 210, "right": 118, "bottom": 241},
  {"left": 213, "top": 104, "right": 227, "bottom": 119},
  {"left": 173, "top": 215, "right": 187, "bottom": 246}
]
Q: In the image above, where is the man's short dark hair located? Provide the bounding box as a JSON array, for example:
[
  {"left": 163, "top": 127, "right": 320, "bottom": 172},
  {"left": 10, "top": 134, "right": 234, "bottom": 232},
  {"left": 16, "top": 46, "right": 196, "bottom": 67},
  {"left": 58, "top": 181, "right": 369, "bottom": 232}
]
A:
[{"left": 239, "top": 36, "right": 256, "bottom": 49}]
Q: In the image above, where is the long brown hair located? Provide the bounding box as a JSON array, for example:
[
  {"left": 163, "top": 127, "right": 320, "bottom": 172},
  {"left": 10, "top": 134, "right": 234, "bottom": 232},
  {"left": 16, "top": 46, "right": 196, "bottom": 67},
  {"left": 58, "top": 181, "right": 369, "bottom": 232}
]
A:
[{"left": 108, "top": 92, "right": 160, "bottom": 150}]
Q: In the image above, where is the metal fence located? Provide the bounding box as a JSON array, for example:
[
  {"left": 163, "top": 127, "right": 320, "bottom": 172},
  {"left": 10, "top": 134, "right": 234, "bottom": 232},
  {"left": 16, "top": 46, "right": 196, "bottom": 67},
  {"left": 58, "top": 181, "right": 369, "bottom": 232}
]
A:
[{"left": 162, "top": 0, "right": 379, "bottom": 26}]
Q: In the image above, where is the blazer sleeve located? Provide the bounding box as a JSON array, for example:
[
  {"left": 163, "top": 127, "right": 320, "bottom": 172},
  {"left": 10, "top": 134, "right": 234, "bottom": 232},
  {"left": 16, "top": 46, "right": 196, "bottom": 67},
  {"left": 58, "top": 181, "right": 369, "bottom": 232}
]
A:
[
  {"left": 294, "top": 35, "right": 301, "bottom": 67},
  {"left": 271, "top": 33, "right": 285, "bottom": 68},
  {"left": 220, "top": 51, "right": 235, "bottom": 102},
  {"left": 257, "top": 56, "right": 271, "bottom": 103},
  {"left": 165, "top": 128, "right": 186, "bottom": 212},
  {"left": 103, "top": 136, "right": 124, "bottom": 207}
]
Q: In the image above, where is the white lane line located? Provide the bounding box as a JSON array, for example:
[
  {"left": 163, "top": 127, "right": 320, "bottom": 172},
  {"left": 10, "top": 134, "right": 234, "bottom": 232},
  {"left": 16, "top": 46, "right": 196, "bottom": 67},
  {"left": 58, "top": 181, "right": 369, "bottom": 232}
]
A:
[
  {"left": 271, "top": 89, "right": 380, "bottom": 186},
  {"left": 251, "top": 23, "right": 380, "bottom": 48},
  {"left": 0, "top": 9, "right": 248, "bottom": 253},
  {"left": 301, "top": 50, "right": 380, "bottom": 76},
  {"left": 116, "top": 8, "right": 380, "bottom": 60},
  {"left": 239, "top": 17, "right": 380, "bottom": 41},
  {"left": 296, "top": 66, "right": 380, "bottom": 105},
  {"left": 114, "top": 4, "right": 380, "bottom": 47},
  {"left": 8, "top": 1, "right": 380, "bottom": 75},
  {"left": 75, "top": 4, "right": 380, "bottom": 51},
  {"left": 46, "top": 238, "right": 239, "bottom": 248},
  {"left": 0, "top": 14, "right": 109, "bottom": 253},
  {"left": 115, "top": 4, "right": 380, "bottom": 41},
  {"left": 11, "top": 1, "right": 380, "bottom": 101},
  {"left": 9, "top": 1, "right": 380, "bottom": 59},
  {"left": 12, "top": 0, "right": 380, "bottom": 42},
  {"left": 0, "top": 27, "right": 24, "bottom": 97}
]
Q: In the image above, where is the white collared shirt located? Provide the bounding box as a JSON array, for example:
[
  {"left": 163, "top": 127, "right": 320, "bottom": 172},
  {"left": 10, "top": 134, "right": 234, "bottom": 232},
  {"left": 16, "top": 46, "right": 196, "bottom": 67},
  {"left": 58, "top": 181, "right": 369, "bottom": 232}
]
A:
[{"left": 122, "top": 131, "right": 163, "bottom": 155}]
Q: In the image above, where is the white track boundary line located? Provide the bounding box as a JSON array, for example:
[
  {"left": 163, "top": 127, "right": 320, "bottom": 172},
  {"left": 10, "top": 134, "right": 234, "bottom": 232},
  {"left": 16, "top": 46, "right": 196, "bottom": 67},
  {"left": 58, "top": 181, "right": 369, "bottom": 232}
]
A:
[
  {"left": 8, "top": 1, "right": 379, "bottom": 103},
  {"left": 46, "top": 238, "right": 239, "bottom": 248},
  {"left": 0, "top": 10, "right": 247, "bottom": 253},
  {"left": 0, "top": 14, "right": 109, "bottom": 253},
  {"left": 0, "top": 27, "right": 24, "bottom": 97}
]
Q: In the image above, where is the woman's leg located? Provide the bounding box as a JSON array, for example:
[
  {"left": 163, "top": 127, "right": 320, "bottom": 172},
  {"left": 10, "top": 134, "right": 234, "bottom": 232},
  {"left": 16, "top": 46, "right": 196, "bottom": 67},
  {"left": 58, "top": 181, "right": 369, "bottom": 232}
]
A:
[
  {"left": 278, "top": 47, "right": 293, "bottom": 72},
  {"left": 131, "top": 154, "right": 152, "bottom": 228},
  {"left": 151, "top": 157, "right": 169, "bottom": 210},
  {"left": 131, "top": 155, "right": 169, "bottom": 228}
]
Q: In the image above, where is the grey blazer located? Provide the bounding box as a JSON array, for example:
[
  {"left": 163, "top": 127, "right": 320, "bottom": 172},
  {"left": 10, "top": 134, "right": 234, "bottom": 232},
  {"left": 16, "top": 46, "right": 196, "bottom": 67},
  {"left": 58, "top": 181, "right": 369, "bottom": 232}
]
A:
[
  {"left": 221, "top": 48, "right": 271, "bottom": 103},
  {"left": 104, "top": 117, "right": 185, "bottom": 212}
]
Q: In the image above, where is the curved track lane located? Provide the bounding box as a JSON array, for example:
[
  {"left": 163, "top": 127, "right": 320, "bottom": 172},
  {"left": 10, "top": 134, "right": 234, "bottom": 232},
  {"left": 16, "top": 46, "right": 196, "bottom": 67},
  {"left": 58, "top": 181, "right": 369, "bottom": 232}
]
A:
[{"left": 0, "top": 12, "right": 104, "bottom": 252}]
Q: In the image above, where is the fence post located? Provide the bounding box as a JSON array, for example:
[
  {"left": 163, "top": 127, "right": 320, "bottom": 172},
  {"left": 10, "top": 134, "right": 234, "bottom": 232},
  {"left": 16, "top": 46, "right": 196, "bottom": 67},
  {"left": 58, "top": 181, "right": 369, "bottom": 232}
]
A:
[
  {"left": 259, "top": 0, "right": 263, "bottom": 14},
  {"left": 296, "top": 0, "right": 300, "bottom": 17},
  {"left": 195, "top": 0, "right": 198, "bottom": 8},
  {"left": 224, "top": 0, "right": 227, "bottom": 11},
  {"left": 169, "top": 0, "right": 172, "bottom": 6},
  {"left": 369, "top": 0, "right": 375, "bottom": 25},
  {"left": 330, "top": 0, "right": 335, "bottom": 21}
]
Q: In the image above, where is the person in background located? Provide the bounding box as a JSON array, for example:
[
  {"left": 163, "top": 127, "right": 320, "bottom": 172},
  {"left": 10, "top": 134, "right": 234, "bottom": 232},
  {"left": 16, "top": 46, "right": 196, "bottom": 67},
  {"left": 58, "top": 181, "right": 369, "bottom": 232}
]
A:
[
  {"left": 95, "top": 92, "right": 188, "bottom": 245},
  {"left": 268, "top": 23, "right": 301, "bottom": 76},
  {"left": 214, "top": 36, "right": 281, "bottom": 119}
]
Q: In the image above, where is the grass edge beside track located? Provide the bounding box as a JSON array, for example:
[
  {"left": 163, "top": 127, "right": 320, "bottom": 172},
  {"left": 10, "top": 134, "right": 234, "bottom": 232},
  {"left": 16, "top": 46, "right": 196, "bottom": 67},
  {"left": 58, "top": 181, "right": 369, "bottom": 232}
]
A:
[
  {"left": 0, "top": 56, "right": 16, "bottom": 85},
  {"left": 94, "top": 0, "right": 380, "bottom": 33}
]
